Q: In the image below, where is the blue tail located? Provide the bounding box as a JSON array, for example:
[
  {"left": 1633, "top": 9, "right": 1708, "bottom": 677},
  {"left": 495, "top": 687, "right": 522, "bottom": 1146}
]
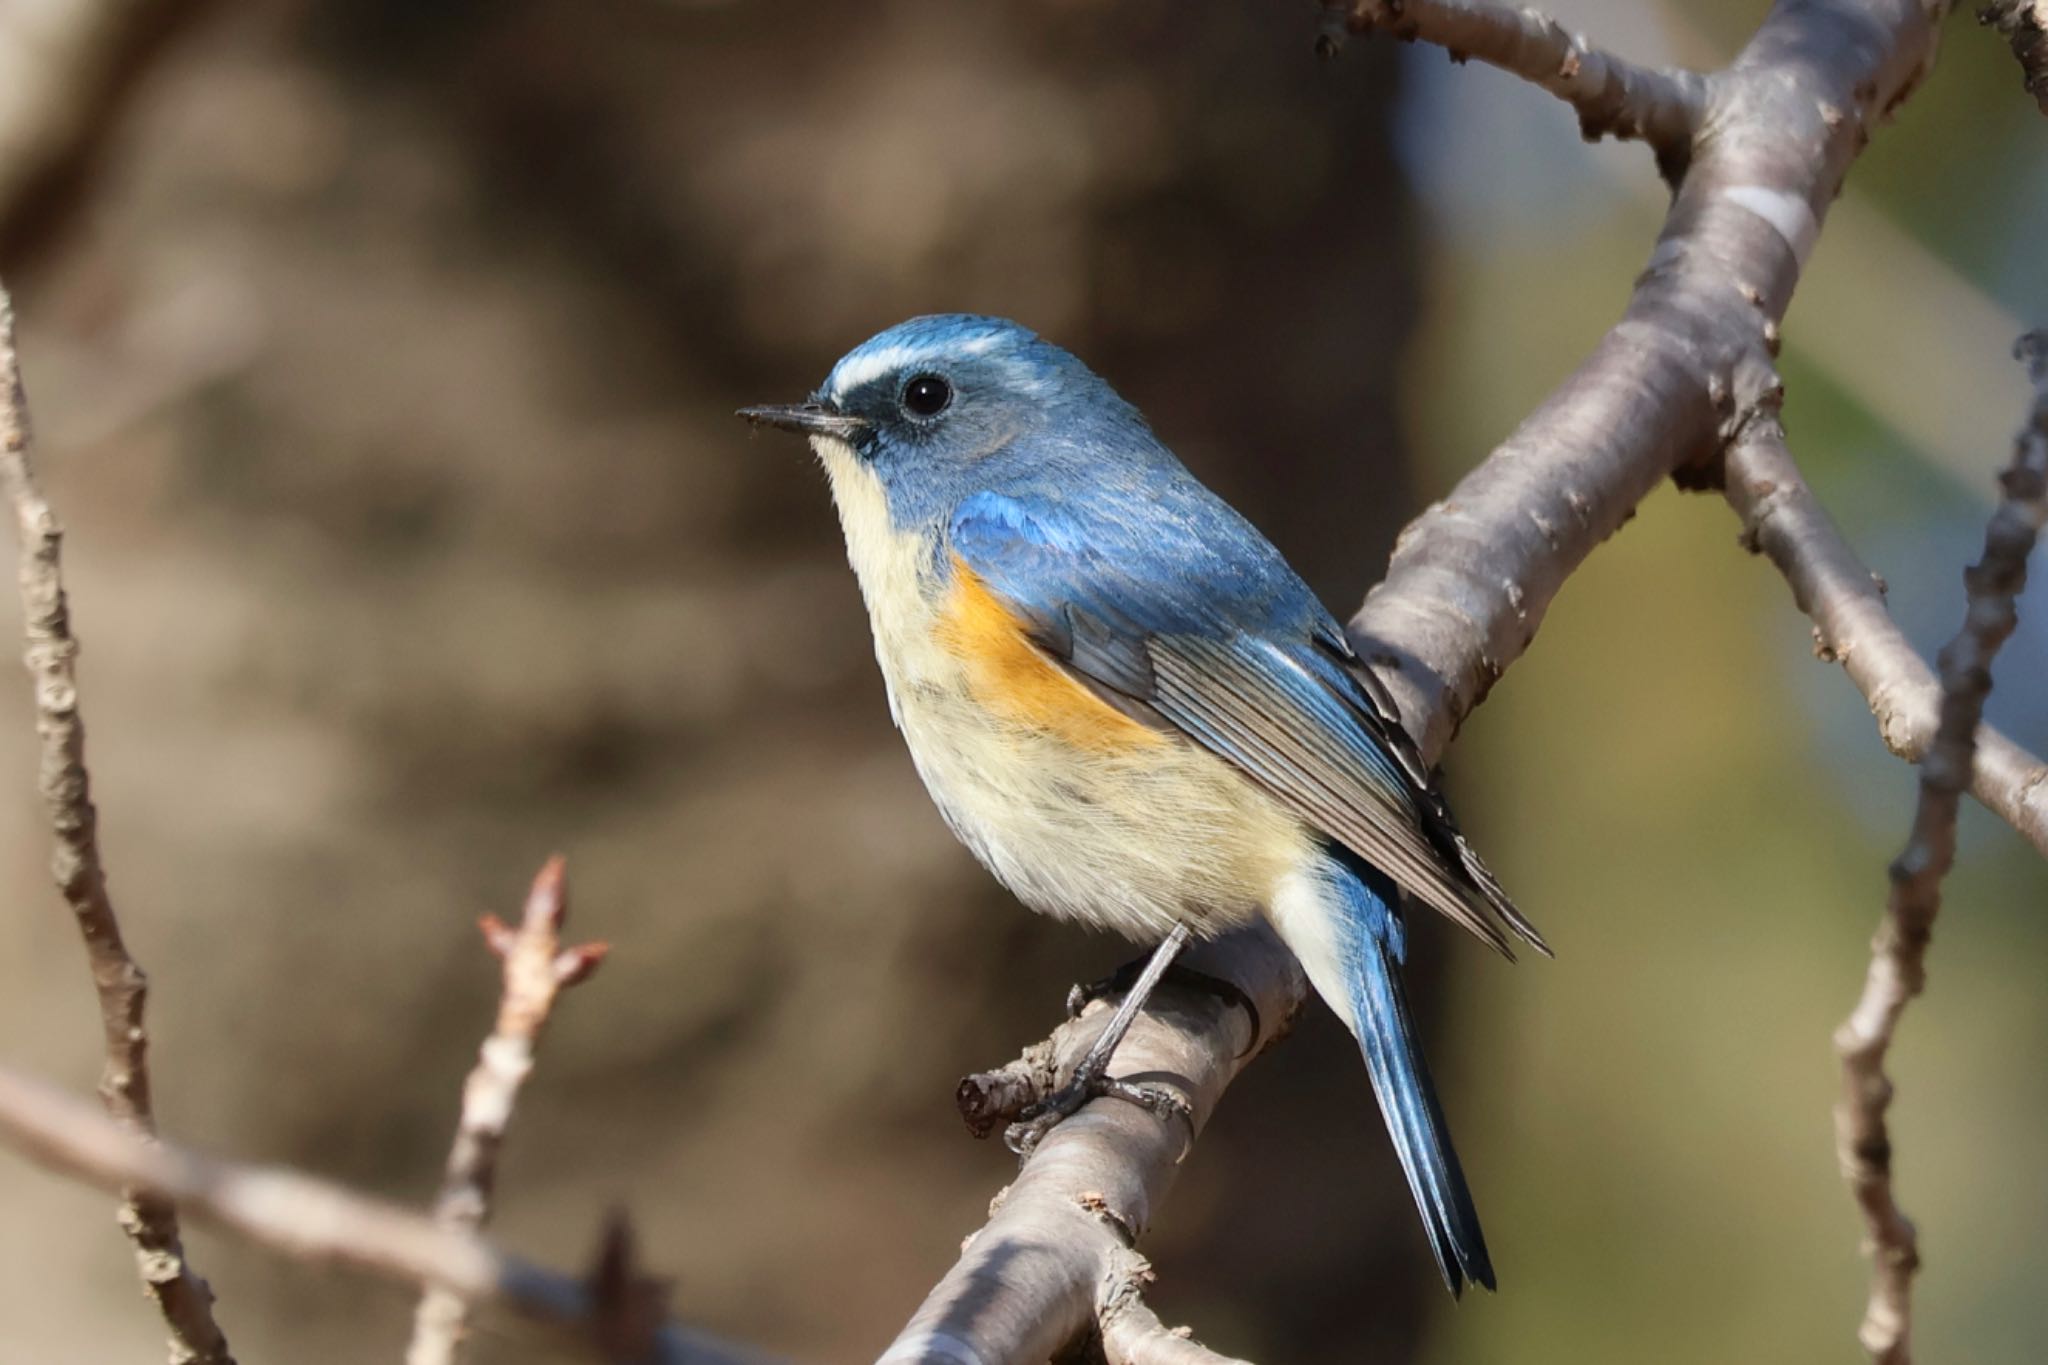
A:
[{"left": 1277, "top": 856, "right": 1495, "bottom": 1296}]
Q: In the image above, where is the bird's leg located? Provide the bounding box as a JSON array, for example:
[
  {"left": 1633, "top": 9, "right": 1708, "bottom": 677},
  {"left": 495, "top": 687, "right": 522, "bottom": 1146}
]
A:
[
  {"left": 1006, "top": 923, "right": 1194, "bottom": 1158},
  {"left": 1068, "top": 959, "right": 1260, "bottom": 1057}
]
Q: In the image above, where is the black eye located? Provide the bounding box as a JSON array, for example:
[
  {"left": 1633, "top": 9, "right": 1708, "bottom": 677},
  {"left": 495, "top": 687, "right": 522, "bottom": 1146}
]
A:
[{"left": 901, "top": 373, "right": 952, "bottom": 418}]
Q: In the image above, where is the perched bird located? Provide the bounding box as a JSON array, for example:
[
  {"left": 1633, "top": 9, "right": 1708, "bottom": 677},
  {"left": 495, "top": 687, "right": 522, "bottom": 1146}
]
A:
[{"left": 740, "top": 315, "right": 1545, "bottom": 1296}]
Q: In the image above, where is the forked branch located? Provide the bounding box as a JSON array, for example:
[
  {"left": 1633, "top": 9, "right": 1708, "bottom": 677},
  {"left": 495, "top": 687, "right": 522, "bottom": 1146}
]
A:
[
  {"left": 887, "top": 3, "right": 1966, "bottom": 1360},
  {"left": 2, "top": 3, "right": 2035, "bottom": 1363},
  {"left": 406, "top": 857, "right": 609, "bottom": 1365},
  {"left": 1349, "top": 0, "right": 1945, "bottom": 769},
  {"left": 1723, "top": 412, "right": 2048, "bottom": 856},
  {"left": 881, "top": 930, "right": 1302, "bottom": 1364}
]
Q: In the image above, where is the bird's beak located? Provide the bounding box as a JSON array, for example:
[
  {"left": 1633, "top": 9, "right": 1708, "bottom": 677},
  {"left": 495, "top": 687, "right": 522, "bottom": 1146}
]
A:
[{"left": 735, "top": 401, "right": 867, "bottom": 440}]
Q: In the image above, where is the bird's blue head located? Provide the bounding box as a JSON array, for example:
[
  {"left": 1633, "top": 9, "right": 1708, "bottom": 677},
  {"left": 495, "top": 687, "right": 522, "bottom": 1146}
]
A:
[{"left": 738, "top": 314, "right": 1154, "bottom": 532}]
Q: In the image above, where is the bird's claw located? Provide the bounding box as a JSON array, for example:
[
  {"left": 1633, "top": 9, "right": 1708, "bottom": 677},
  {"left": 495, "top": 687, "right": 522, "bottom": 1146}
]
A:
[
  {"left": 1099, "top": 1077, "right": 1192, "bottom": 1126},
  {"left": 1002, "top": 1073, "right": 1191, "bottom": 1158}
]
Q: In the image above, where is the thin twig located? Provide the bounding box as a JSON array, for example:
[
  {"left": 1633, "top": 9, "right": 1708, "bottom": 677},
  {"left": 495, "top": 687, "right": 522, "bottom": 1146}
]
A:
[
  {"left": 1723, "top": 411, "right": 2048, "bottom": 857},
  {"left": 1980, "top": 0, "right": 2048, "bottom": 114},
  {"left": 1331, "top": 0, "right": 1708, "bottom": 172},
  {"left": 0, "top": 282, "right": 234, "bottom": 1362},
  {"left": 0, "top": 1062, "right": 768, "bottom": 1365},
  {"left": 1832, "top": 332, "right": 2048, "bottom": 1365},
  {"left": 406, "top": 856, "right": 609, "bottom": 1365}
]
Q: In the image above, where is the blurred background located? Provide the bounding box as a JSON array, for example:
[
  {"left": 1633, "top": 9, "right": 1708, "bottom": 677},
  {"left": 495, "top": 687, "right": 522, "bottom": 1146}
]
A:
[{"left": 0, "top": 1, "right": 2040, "bottom": 1361}]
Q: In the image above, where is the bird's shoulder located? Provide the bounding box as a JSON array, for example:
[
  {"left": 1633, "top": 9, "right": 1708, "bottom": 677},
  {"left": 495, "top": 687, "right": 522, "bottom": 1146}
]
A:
[
  {"left": 944, "top": 475, "right": 1432, "bottom": 788},
  {"left": 945, "top": 464, "right": 1321, "bottom": 639}
]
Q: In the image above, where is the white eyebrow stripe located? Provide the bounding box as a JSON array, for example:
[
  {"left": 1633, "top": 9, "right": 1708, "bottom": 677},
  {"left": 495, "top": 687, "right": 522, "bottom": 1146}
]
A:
[
  {"left": 826, "top": 330, "right": 1002, "bottom": 399},
  {"left": 828, "top": 344, "right": 922, "bottom": 397}
]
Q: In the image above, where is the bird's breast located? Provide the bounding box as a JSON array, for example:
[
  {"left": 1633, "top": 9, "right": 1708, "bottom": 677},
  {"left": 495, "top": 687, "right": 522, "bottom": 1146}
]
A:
[
  {"left": 931, "top": 557, "right": 1165, "bottom": 755},
  {"left": 813, "top": 439, "right": 1311, "bottom": 940}
]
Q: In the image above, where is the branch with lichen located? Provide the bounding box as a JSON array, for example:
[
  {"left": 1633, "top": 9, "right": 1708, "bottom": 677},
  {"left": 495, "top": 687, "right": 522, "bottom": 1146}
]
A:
[
  {"left": 1, "top": 282, "right": 235, "bottom": 1364},
  {"left": 1830, "top": 333, "right": 2048, "bottom": 1365},
  {"left": 406, "top": 856, "right": 609, "bottom": 1365}
]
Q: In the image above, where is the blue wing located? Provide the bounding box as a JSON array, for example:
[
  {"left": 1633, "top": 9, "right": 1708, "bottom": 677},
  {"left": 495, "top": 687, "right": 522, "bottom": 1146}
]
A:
[{"left": 949, "top": 484, "right": 1545, "bottom": 959}]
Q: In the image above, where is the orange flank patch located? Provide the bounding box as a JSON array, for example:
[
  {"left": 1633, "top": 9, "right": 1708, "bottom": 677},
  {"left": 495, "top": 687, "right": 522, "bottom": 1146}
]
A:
[{"left": 937, "top": 555, "right": 1164, "bottom": 754}]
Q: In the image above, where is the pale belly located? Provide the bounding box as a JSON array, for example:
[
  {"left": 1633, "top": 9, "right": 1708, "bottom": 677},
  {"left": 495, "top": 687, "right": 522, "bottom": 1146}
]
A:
[
  {"left": 813, "top": 435, "right": 1312, "bottom": 940},
  {"left": 892, "top": 674, "right": 1312, "bottom": 941}
]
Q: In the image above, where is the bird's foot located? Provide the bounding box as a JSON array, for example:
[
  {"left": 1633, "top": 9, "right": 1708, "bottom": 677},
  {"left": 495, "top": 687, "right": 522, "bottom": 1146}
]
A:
[
  {"left": 1003, "top": 1062, "right": 1191, "bottom": 1158},
  {"left": 1000, "top": 924, "right": 1197, "bottom": 1158}
]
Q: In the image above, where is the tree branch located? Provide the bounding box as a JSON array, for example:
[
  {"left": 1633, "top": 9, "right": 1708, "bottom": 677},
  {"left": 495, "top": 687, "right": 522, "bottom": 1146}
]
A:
[
  {"left": 1831, "top": 332, "right": 2048, "bottom": 1365},
  {"left": 1348, "top": 0, "right": 1947, "bottom": 763},
  {"left": 1980, "top": 0, "right": 2048, "bottom": 113},
  {"left": 0, "top": 1062, "right": 766, "bottom": 1365},
  {"left": 1329, "top": 0, "right": 1709, "bottom": 171},
  {"left": 892, "top": 4, "right": 1971, "bottom": 1360},
  {"left": 1096, "top": 1248, "right": 1255, "bottom": 1365},
  {"left": 0, "top": 4, "right": 2012, "bottom": 1361},
  {"left": 881, "top": 929, "right": 1303, "bottom": 1365},
  {"left": 1723, "top": 409, "right": 2048, "bottom": 858},
  {"left": 0, "top": 282, "right": 235, "bottom": 1363},
  {"left": 406, "top": 856, "right": 609, "bottom": 1365}
]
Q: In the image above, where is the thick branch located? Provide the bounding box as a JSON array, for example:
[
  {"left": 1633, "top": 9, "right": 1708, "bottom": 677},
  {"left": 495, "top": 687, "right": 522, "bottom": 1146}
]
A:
[
  {"left": 1348, "top": 0, "right": 1946, "bottom": 763},
  {"left": 892, "top": 5, "right": 1963, "bottom": 1360},
  {"left": 0, "top": 1063, "right": 766, "bottom": 1365},
  {"left": 1724, "top": 413, "right": 2048, "bottom": 857},
  {"left": 881, "top": 928, "right": 1304, "bottom": 1365},
  {"left": 1831, "top": 333, "right": 2048, "bottom": 1364},
  {"left": 1980, "top": 0, "right": 2048, "bottom": 113},
  {"left": 0, "top": 283, "right": 234, "bottom": 1362},
  {"left": 406, "top": 856, "right": 608, "bottom": 1365},
  {"left": 1333, "top": 0, "right": 1708, "bottom": 168}
]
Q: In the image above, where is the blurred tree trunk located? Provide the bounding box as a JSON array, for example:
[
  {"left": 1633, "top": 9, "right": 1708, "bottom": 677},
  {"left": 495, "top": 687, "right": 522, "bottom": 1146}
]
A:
[{"left": 3, "top": 1, "right": 1436, "bottom": 1358}]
